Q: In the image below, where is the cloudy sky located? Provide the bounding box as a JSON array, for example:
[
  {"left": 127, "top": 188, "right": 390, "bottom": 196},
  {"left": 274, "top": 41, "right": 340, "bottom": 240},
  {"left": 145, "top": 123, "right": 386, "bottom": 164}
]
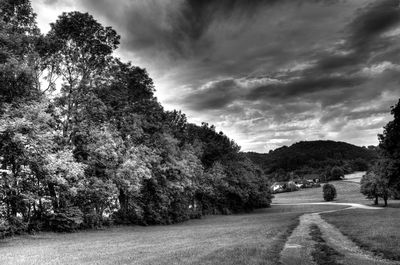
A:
[{"left": 32, "top": 0, "right": 400, "bottom": 152}]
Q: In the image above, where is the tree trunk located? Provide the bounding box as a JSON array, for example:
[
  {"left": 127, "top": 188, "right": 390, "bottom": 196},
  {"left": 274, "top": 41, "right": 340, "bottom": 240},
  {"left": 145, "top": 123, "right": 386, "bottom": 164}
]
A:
[
  {"left": 374, "top": 195, "right": 378, "bottom": 205},
  {"left": 118, "top": 188, "right": 128, "bottom": 213},
  {"left": 48, "top": 183, "right": 59, "bottom": 210}
]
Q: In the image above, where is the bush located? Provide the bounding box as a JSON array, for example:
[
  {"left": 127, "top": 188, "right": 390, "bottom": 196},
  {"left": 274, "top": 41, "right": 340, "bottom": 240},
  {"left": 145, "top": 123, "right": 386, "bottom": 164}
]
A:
[
  {"left": 329, "top": 166, "right": 344, "bottom": 180},
  {"left": 83, "top": 212, "right": 102, "bottom": 229},
  {"left": 0, "top": 216, "right": 28, "bottom": 238},
  {"left": 323, "top": 184, "right": 337, "bottom": 201},
  {"left": 48, "top": 207, "right": 84, "bottom": 232},
  {"left": 285, "top": 182, "right": 299, "bottom": 192}
]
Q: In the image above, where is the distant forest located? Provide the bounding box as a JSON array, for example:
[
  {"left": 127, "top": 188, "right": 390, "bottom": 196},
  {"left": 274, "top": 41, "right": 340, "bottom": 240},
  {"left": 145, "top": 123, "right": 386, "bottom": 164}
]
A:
[
  {"left": 246, "top": 140, "right": 378, "bottom": 181},
  {"left": 0, "top": 1, "right": 271, "bottom": 236}
]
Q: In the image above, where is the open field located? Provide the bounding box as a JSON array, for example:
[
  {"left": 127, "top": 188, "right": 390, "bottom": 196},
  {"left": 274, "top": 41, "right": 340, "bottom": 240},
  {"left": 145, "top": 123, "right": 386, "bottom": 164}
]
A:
[
  {"left": 0, "top": 205, "right": 345, "bottom": 265},
  {"left": 343, "top": 171, "right": 365, "bottom": 183},
  {"left": 322, "top": 208, "right": 400, "bottom": 261},
  {"left": 274, "top": 180, "right": 373, "bottom": 205},
  {"left": 273, "top": 172, "right": 399, "bottom": 206}
]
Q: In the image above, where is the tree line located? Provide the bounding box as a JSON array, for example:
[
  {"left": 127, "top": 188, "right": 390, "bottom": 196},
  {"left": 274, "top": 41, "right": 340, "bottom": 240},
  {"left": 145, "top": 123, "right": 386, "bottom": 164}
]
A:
[{"left": 0, "top": 0, "right": 272, "bottom": 236}]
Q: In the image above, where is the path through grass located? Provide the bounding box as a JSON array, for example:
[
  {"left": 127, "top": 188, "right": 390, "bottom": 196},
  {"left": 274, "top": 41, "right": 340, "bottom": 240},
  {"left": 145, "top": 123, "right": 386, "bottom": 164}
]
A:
[{"left": 322, "top": 208, "right": 400, "bottom": 261}]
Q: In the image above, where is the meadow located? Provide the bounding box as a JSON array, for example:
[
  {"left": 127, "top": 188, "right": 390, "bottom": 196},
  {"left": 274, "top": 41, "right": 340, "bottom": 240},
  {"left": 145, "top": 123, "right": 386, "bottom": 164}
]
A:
[
  {"left": 274, "top": 172, "right": 378, "bottom": 205},
  {"left": 0, "top": 205, "right": 344, "bottom": 265},
  {"left": 322, "top": 207, "right": 400, "bottom": 261},
  {"left": 1, "top": 172, "right": 399, "bottom": 265}
]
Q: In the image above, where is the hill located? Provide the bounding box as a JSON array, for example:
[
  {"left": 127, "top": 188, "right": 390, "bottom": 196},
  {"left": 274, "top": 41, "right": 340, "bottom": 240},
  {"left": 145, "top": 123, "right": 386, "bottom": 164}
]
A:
[{"left": 245, "top": 140, "right": 378, "bottom": 180}]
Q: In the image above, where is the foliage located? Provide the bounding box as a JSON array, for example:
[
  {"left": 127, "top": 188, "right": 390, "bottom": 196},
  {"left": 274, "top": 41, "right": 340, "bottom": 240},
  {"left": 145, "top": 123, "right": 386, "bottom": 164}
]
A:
[
  {"left": 329, "top": 166, "right": 344, "bottom": 181},
  {"left": 0, "top": 4, "right": 273, "bottom": 236},
  {"left": 360, "top": 172, "right": 380, "bottom": 205},
  {"left": 0, "top": 0, "right": 40, "bottom": 105},
  {"left": 47, "top": 206, "right": 84, "bottom": 232},
  {"left": 361, "top": 161, "right": 394, "bottom": 206},
  {"left": 322, "top": 184, "right": 337, "bottom": 201},
  {"left": 378, "top": 99, "right": 400, "bottom": 196}
]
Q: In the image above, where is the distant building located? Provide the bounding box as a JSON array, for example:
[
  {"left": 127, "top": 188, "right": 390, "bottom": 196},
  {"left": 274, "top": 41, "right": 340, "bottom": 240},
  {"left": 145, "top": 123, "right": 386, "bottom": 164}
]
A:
[{"left": 271, "top": 182, "right": 286, "bottom": 193}]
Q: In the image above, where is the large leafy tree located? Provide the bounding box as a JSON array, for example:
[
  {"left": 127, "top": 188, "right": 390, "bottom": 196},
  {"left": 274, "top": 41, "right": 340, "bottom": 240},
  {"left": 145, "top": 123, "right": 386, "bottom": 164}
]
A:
[
  {"left": 43, "top": 11, "right": 120, "bottom": 141},
  {"left": 0, "top": 0, "right": 40, "bottom": 105},
  {"left": 378, "top": 99, "right": 400, "bottom": 196}
]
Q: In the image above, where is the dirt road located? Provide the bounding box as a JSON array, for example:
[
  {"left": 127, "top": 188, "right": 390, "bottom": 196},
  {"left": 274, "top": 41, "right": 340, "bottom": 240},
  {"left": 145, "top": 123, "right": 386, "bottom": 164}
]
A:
[{"left": 278, "top": 202, "right": 398, "bottom": 265}]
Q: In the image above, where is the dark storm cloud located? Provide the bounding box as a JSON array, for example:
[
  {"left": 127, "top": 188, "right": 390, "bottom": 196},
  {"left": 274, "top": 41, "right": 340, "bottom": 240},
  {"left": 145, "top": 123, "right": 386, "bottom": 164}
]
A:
[
  {"left": 180, "top": 0, "right": 400, "bottom": 113},
  {"left": 184, "top": 79, "right": 240, "bottom": 110},
  {"left": 312, "top": 0, "right": 400, "bottom": 72},
  {"left": 181, "top": 74, "right": 364, "bottom": 111},
  {"left": 348, "top": 0, "right": 400, "bottom": 49},
  {"left": 246, "top": 76, "right": 365, "bottom": 100},
  {"left": 80, "top": 0, "right": 276, "bottom": 58}
]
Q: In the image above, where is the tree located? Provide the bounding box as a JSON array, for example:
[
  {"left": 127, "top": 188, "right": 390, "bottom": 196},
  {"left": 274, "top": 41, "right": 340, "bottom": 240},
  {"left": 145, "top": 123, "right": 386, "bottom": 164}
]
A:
[
  {"left": 43, "top": 11, "right": 120, "bottom": 141},
  {"left": 322, "top": 184, "right": 337, "bottom": 201},
  {"left": 360, "top": 172, "right": 379, "bottom": 205},
  {"left": 378, "top": 99, "right": 400, "bottom": 195},
  {"left": 0, "top": 0, "right": 40, "bottom": 105},
  {"left": 351, "top": 158, "right": 369, "bottom": 171},
  {"left": 0, "top": 101, "right": 86, "bottom": 233},
  {"left": 330, "top": 166, "right": 344, "bottom": 180},
  {"left": 361, "top": 166, "right": 392, "bottom": 207}
]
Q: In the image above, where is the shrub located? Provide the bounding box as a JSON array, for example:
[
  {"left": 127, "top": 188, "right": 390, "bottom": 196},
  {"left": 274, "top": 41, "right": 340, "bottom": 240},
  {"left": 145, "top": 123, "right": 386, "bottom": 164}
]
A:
[
  {"left": 323, "top": 184, "right": 337, "bottom": 201},
  {"left": 83, "top": 212, "right": 102, "bottom": 229},
  {"left": 48, "top": 207, "right": 84, "bottom": 232},
  {"left": 0, "top": 216, "right": 28, "bottom": 238},
  {"left": 285, "top": 182, "right": 299, "bottom": 192},
  {"left": 330, "top": 166, "right": 344, "bottom": 180}
]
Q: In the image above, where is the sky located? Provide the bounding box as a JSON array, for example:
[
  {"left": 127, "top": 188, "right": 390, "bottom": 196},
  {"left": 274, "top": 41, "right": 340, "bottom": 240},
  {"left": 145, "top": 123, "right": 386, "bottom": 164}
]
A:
[{"left": 32, "top": 0, "right": 400, "bottom": 153}]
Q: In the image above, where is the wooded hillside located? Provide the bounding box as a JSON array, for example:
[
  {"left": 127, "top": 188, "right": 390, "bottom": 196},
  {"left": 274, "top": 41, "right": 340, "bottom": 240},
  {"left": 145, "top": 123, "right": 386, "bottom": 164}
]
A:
[{"left": 246, "top": 140, "right": 378, "bottom": 181}]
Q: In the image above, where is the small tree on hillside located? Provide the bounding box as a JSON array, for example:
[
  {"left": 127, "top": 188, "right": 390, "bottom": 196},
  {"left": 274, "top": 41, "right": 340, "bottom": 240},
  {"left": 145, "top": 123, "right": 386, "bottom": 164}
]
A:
[
  {"left": 323, "top": 184, "right": 337, "bottom": 201},
  {"left": 360, "top": 172, "right": 379, "bottom": 205},
  {"left": 360, "top": 164, "right": 392, "bottom": 206},
  {"left": 330, "top": 166, "right": 344, "bottom": 180}
]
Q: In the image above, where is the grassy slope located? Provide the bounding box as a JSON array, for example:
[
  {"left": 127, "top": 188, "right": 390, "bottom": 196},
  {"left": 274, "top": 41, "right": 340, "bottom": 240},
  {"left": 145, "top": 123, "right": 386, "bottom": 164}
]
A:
[
  {"left": 0, "top": 205, "right": 342, "bottom": 265},
  {"left": 274, "top": 180, "right": 371, "bottom": 205},
  {"left": 322, "top": 208, "right": 400, "bottom": 261}
]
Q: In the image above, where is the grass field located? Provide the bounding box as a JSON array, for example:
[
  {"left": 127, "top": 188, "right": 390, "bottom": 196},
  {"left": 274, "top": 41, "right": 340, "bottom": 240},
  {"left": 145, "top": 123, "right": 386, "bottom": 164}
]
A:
[
  {"left": 1, "top": 173, "right": 398, "bottom": 265},
  {"left": 273, "top": 180, "right": 372, "bottom": 205},
  {"left": 274, "top": 173, "right": 400, "bottom": 262},
  {"left": 322, "top": 208, "right": 400, "bottom": 261},
  {"left": 0, "top": 205, "right": 344, "bottom": 265}
]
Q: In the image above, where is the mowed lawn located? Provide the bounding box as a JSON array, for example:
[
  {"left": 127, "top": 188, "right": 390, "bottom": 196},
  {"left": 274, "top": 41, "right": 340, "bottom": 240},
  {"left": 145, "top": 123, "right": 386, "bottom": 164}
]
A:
[
  {"left": 322, "top": 208, "right": 400, "bottom": 261},
  {"left": 0, "top": 205, "right": 344, "bottom": 265}
]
